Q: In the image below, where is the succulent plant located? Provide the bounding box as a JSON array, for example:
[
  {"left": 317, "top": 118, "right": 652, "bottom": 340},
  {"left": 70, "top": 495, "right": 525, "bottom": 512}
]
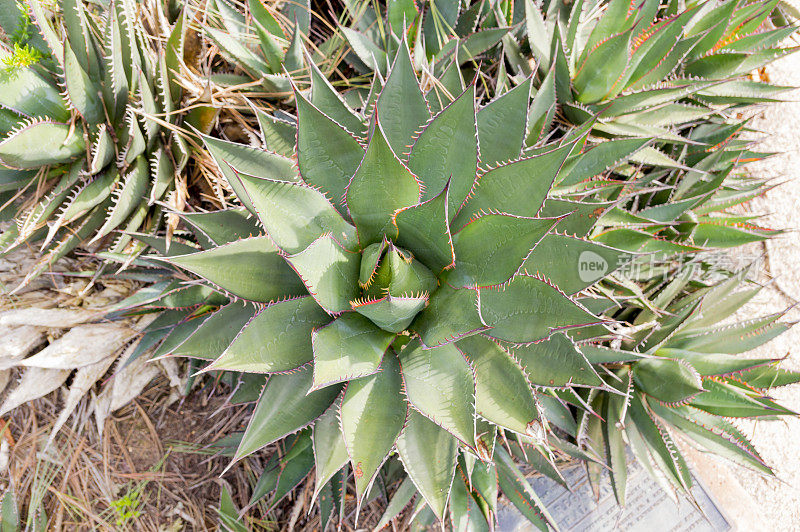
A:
[
  {"left": 127, "top": 39, "right": 651, "bottom": 528},
  {"left": 0, "top": 0, "right": 190, "bottom": 287},
  {"left": 519, "top": 0, "right": 797, "bottom": 134},
  {"left": 579, "top": 264, "right": 800, "bottom": 505}
]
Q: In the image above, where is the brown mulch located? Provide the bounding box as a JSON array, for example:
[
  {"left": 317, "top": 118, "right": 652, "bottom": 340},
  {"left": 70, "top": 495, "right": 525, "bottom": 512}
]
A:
[
  {"left": 0, "top": 374, "right": 413, "bottom": 531},
  {"left": 0, "top": 375, "right": 256, "bottom": 531}
]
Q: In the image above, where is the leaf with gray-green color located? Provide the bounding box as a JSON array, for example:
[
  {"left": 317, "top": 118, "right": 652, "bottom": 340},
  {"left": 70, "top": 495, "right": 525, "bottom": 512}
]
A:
[
  {"left": 457, "top": 335, "right": 538, "bottom": 435},
  {"left": 207, "top": 297, "right": 329, "bottom": 373},
  {"left": 413, "top": 283, "right": 487, "bottom": 347},
  {"left": 311, "top": 313, "right": 395, "bottom": 389},
  {"left": 312, "top": 404, "right": 350, "bottom": 503},
  {"left": 398, "top": 340, "right": 476, "bottom": 447},
  {"left": 408, "top": 86, "right": 477, "bottom": 212},
  {"left": 522, "top": 235, "right": 630, "bottom": 294},
  {"left": 477, "top": 78, "right": 531, "bottom": 167},
  {"left": 513, "top": 333, "right": 603, "bottom": 387},
  {"left": 346, "top": 120, "right": 421, "bottom": 244},
  {"left": 0, "top": 121, "right": 85, "bottom": 169},
  {"left": 285, "top": 234, "right": 360, "bottom": 314},
  {"left": 394, "top": 183, "right": 455, "bottom": 273},
  {"left": 164, "top": 237, "right": 306, "bottom": 302},
  {"left": 170, "top": 303, "right": 258, "bottom": 359},
  {"left": 455, "top": 143, "right": 575, "bottom": 226},
  {"left": 233, "top": 368, "right": 340, "bottom": 462},
  {"left": 481, "top": 275, "right": 600, "bottom": 343},
  {"left": 296, "top": 90, "right": 365, "bottom": 214},
  {"left": 450, "top": 214, "right": 557, "bottom": 288},
  {"left": 341, "top": 352, "right": 406, "bottom": 499},
  {"left": 376, "top": 39, "right": 429, "bottom": 155},
  {"left": 633, "top": 358, "right": 703, "bottom": 404},
  {"left": 235, "top": 174, "right": 357, "bottom": 253},
  {"left": 180, "top": 208, "right": 262, "bottom": 246},
  {"left": 396, "top": 409, "right": 458, "bottom": 521}
]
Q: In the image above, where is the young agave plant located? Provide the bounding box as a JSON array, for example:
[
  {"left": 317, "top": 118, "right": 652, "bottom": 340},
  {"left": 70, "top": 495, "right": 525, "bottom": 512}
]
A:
[
  {"left": 135, "top": 41, "right": 643, "bottom": 528},
  {"left": 0, "top": 0, "right": 189, "bottom": 286},
  {"left": 518, "top": 0, "right": 797, "bottom": 143},
  {"left": 580, "top": 265, "right": 799, "bottom": 504}
]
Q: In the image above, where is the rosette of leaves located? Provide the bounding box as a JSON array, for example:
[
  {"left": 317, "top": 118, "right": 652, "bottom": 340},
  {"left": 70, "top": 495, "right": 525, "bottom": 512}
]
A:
[
  {"left": 199, "top": 0, "right": 517, "bottom": 103},
  {"left": 0, "top": 0, "right": 189, "bottom": 286},
  {"left": 199, "top": 0, "right": 312, "bottom": 95},
  {"left": 131, "top": 41, "right": 646, "bottom": 528},
  {"left": 502, "top": 0, "right": 797, "bottom": 162},
  {"left": 577, "top": 265, "right": 799, "bottom": 504}
]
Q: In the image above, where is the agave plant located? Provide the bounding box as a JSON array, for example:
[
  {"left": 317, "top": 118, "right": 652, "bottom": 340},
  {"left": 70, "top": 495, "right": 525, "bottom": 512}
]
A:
[
  {"left": 577, "top": 263, "right": 800, "bottom": 505},
  {"left": 517, "top": 0, "right": 797, "bottom": 136},
  {"left": 0, "top": 0, "right": 190, "bottom": 287},
  {"left": 125, "top": 39, "right": 651, "bottom": 528}
]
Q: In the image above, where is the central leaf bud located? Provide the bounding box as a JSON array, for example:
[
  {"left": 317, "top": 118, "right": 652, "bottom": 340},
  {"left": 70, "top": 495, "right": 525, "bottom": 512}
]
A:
[{"left": 351, "top": 240, "right": 437, "bottom": 333}]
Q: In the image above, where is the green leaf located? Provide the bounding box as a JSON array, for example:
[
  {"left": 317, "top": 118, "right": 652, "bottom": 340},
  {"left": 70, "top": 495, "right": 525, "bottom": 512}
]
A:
[
  {"left": 235, "top": 174, "right": 357, "bottom": 253},
  {"left": 207, "top": 296, "right": 329, "bottom": 373},
  {"left": 656, "top": 349, "right": 777, "bottom": 378},
  {"left": 627, "top": 394, "right": 692, "bottom": 491},
  {"left": 233, "top": 368, "right": 340, "bottom": 463},
  {"left": 495, "top": 446, "right": 553, "bottom": 531},
  {"left": 413, "top": 283, "right": 487, "bottom": 347},
  {"left": 455, "top": 143, "right": 576, "bottom": 226},
  {"left": 255, "top": 109, "right": 295, "bottom": 157},
  {"left": 449, "top": 472, "right": 490, "bottom": 532},
  {"left": 557, "top": 138, "right": 650, "bottom": 187},
  {"left": 295, "top": 89, "right": 365, "bottom": 218},
  {"left": 477, "top": 78, "right": 531, "bottom": 167},
  {"left": 394, "top": 183, "right": 456, "bottom": 273},
  {"left": 203, "top": 135, "right": 298, "bottom": 213},
  {"left": 345, "top": 120, "right": 421, "bottom": 244},
  {"left": 538, "top": 199, "right": 610, "bottom": 238},
  {"left": 398, "top": 340, "right": 476, "bottom": 447},
  {"left": 450, "top": 214, "right": 557, "bottom": 288},
  {"left": 407, "top": 85, "right": 477, "bottom": 212},
  {"left": 352, "top": 294, "right": 429, "bottom": 334},
  {"left": 738, "top": 366, "right": 800, "bottom": 389},
  {"left": 205, "top": 25, "right": 270, "bottom": 78},
  {"left": 180, "top": 208, "right": 262, "bottom": 246},
  {"left": 341, "top": 351, "right": 406, "bottom": 500},
  {"left": 63, "top": 42, "right": 104, "bottom": 125},
  {"left": 574, "top": 30, "right": 633, "bottom": 103},
  {"left": 650, "top": 402, "right": 771, "bottom": 475},
  {"left": 522, "top": 235, "right": 630, "bottom": 294},
  {"left": 0, "top": 65, "right": 68, "bottom": 122},
  {"left": 665, "top": 313, "right": 789, "bottom": 354},
  {"left": 375, "top": 477, "right": 417, "bottom": 530},
  {"left": 457, "top": 335, "right": 538, "bottom": 435},
  {"left": 481, "top": 275, "right": 600, "bottom": 343},
  {"left": 308, "top": 57, "right": 364, "bottom": 136},
  {"left": 340, "top": 26, "right": 388, "bottom": 72},
  {"left": 311, "top": 313, "right": 395, "bottom": 389},
  {"left": 269, "top": 434, "right": 315, "bottom": 512},
  {"left": 164, "top": 237, "right": 306, "bottom": 302},
  {"left": 633, "top": 358, "right": 703, "bottom": 405},
  {"left": 312, "top": 404, "right": 350, "bottom": 503},
  {"left": 527, "top": 67, "right": 557, "bottom": 144},
  {"left": 285, "top": 234, "right": 360, "bottom": 313},
  {"left": 396, "top": 410, "right": 458, "bottom": 521},
  {"left": 513, "top": 333, "right": 603, "bottom": 387},
  {"left": 690, "top": 379, "right": 795, "bottom": 418},
  {"left": 0, "top": 120, "right": 84, "bottom": 169},
  {"left": 92, "top": 157, "right": 150, "bottom": 243},
  {"left": 170, "top": 302, "right": 258, "bottom": 360},
  {"left": 376, "top": 38, "right": 430, "bottom": 155}
]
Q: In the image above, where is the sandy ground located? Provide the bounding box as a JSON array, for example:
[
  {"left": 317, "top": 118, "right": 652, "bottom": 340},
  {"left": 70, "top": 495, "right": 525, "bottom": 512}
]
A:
[{"left": 715, "top": 47, "right": 800, "bottom": 529}]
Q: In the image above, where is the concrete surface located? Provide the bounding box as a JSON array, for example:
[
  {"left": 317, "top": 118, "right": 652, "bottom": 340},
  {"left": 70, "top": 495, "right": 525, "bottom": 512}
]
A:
[{"left": 721, "top": 44, "right": 800, "bottom": 530}]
